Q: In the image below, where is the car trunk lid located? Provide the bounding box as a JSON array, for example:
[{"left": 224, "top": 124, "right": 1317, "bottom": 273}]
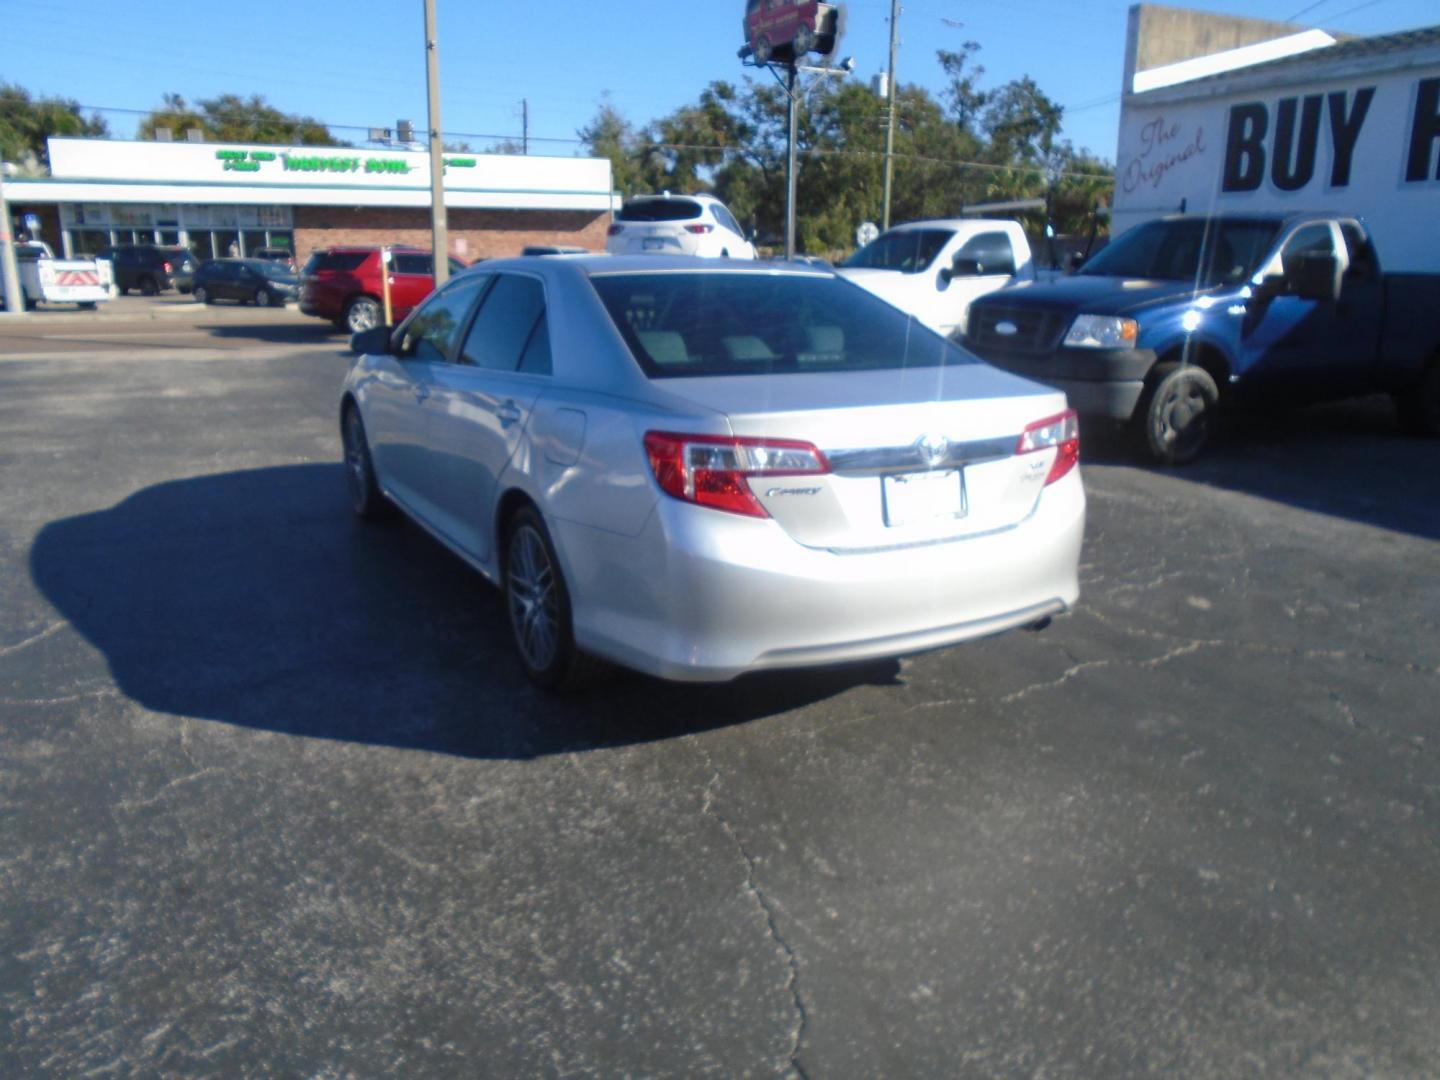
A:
[{"left": 651, "top": 365, "right": 1069, "bottom": 551}]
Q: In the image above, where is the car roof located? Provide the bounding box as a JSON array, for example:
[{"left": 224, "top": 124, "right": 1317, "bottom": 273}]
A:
[{"left": 467, "top": 254, "right": 836, "bottom": 279}]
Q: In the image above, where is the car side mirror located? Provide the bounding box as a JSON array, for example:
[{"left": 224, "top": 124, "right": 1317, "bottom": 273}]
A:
[
  {"left": 350, "top": 326, "right": 393, "bottom": 356},
  {"left": 941, "top": 257, "right": 983, "bottom": 283},
  {"left": 1066, "top": 252, "right": 1087, "bottom": 273},
  {"left": 1284, "top": 252, "right": 1342, "bottom": 303}
]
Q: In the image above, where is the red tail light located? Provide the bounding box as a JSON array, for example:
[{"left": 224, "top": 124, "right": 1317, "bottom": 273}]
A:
[
  {"left": 644, "top": 431, "right": 829, "bottom": 518},
  {"left": 1017, "top": 409, "right": 1080, "bottom": 485},
  {"left": 684, "top": 224, "right": 714, "bottom": 234},
  {"left": 608, "top": 225, "right": 624, "bottom": 236},
  {"left": 162, "top": 261, "right": 173, "bottom": 273}
]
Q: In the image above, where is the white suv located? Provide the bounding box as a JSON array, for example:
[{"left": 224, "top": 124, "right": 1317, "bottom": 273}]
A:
[{"left": 606, "top": 193, "right": 756, "bottom": 260}]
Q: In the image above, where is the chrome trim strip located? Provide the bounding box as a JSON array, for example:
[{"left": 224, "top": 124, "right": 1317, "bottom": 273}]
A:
[{"left": 825, "top": 435, "right": 1016, "bottom": 475}]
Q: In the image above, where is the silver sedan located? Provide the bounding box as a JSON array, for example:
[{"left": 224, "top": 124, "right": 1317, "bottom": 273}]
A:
[{"left": 339, "top": 256, "right": 1084, "bottom": 690}]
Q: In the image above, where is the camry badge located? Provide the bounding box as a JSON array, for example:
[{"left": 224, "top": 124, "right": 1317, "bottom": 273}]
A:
[
  {"left": 915, "top": 433, "right": 951, "bottom": 468},
  {"left": 995, "top": 320, "right": 1019, "bottom": 336}
]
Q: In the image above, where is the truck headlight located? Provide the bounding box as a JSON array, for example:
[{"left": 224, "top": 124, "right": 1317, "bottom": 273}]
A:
[{"left": 1064, "top": 314, "right": 1139, "bottom": 349}]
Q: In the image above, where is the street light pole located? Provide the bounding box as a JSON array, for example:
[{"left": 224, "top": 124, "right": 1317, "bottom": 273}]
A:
[
  {"left": 882, "top": 0, "right": 900, "bottom": 230},
  {"left": 0, "top": 165, "right": 24, "bottom": 315},
  {"left": 423, "top": 0, "right": 449, "bottom": 289}
]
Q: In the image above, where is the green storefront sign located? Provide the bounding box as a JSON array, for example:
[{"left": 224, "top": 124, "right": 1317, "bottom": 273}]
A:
[{"left": 214, "top": 148, "right": 479, "bottom": 176}]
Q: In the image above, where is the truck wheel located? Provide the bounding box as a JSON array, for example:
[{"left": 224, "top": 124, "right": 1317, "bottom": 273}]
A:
[
  {"left": 1395, "top": 357, "right": 1440, "bottom": 437},
  {"left": 794, "top": 25, "right": 815, "bottom": 55},
  {"left": 78, "top": 302, "right": 97, "bottom": 310},
  {"left": 754, "top": 35, "right": 773, "bottom": 64},
  {"left": 1138, "top": 362, "right": 1218, "bottom": 466},
  {"left": 139, "top": 276, "right": 159, "bottom": 296}
]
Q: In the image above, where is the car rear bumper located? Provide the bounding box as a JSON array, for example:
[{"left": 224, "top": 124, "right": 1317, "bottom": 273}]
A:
[
  {"left": 554, "top": 472, "right": 1085, "bottom": 681},
  {"left": 966, "top": 343, "right": 1154, "bottom": 420}
]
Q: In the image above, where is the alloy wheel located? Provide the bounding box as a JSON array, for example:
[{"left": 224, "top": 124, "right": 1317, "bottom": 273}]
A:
[{"left": 507, "top": 525, "right": 560, "bottom": 672}]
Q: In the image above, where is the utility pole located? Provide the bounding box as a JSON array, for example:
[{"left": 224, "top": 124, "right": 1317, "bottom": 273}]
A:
[
  {"left": 881, "top": 0, "right": 901, "bottom": 230},
  {"left": 522, "top": 99, "right": 529, "bottom": 155},
  {"left": 785, "top": 65, "right": 799, "bottom": 261},
  {"left": 423, "top": 0, "right": 449, "bottom": 289},
  {"left": 0, "top": 165, "right": 23, "bottom": 315}
]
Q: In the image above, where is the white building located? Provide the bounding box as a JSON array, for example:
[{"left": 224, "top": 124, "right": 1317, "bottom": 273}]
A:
[
  {"left": 1113, "top": 6, "right": 1440, "bottom": 272},
  {"left": 7, "top": 137, "right": 616, "bottom": 262}
]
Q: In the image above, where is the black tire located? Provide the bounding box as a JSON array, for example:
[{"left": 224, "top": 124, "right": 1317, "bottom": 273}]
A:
[
  {"left": 139, "top": 276, "right": 159, "bottom": 296},
  {"left": 254, "top": 288, "right": 272, "bottom": 307},
  {"left": 754, "top": 35, "right": 773, "bottom": 64},
  {"left": 341, "top": 404, "right": 391, "bottom": 521},
  {"left": 194, "top": 286, "right": 211, "bottom": 305},
  {"left": 503, "top": 506, "right": 601, "bottom": 693},
  {"left": 77, "top": 301, "right": 97, "bottom": 310},
  {"left": 1137, "top": 362, "right": 1219, "bottom": 466},
  {"left": 1395, "top": 356, "right": 1440, "bottom": 437},
  {"left": 344, "top": 296, "right": 382, "bottom": 334}
]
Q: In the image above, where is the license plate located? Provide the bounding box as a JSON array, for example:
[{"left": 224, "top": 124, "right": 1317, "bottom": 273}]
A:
[
  {"left": 642, "top": 238, "right": 666, "bottom": 250},
  {"left": 882, "top": 470, "right": 965, "bottom": 527}
]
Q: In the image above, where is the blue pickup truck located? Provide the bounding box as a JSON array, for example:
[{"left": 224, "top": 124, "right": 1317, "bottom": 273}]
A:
[{"left": 962, "top": 213, "right": 1440, "bottom": 463}]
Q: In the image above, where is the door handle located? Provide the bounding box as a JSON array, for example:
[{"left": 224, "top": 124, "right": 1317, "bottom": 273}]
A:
[
  {"left": 413, "top": 384, "right": 430, "bottom": 403},
  {"left": 497, "top": 400, "right": 523, "bottom": 427}
]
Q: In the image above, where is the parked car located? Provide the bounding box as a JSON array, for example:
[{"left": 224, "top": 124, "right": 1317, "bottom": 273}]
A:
[
  {"left": 300, "top": 246, "right": 468, "bottom": 333},
  {"left": 838, "top": 219, "right": 1037, "bottom": 339},
  {"left": 606, "top": 194, "right": 756, "bottom": 260},
  {"left": 962, "top": 212, "right": 1440, "bottom": 463},
  {"left": 193, "top": 258, "right": 299, "bottom": 307},
  {"left": 251, "top": 246, "right": 298, "bottom": 273},
  {"left": 521, "top": 245, "right": 590, "bottom": 256},
  {"left": 97, "top": 244, "right": 197, "bottom": 295},
  {"left": 340, "top": 255, "right": 1084, "bottom": 690},
  {"left": 742, "top": 0, "right": 843, "bottom": 64},
  {"left": 5, "top": 242, "right": 113, "bottom": 310}
]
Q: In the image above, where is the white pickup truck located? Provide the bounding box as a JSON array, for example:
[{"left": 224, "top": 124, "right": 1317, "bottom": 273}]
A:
[
  {"left": 836, "top": 219, "right": 1034, "bottom": 338},
  {"left": 8, "top": 242, "right": 114, "bottom": 309}
]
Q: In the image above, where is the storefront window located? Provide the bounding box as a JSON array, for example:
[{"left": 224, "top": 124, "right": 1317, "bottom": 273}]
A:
[
  {"left": 214, "top": 230, "right": 240, "bottom": 258},
  {"left": 157, "top": 230, "right": 180, "bottom": 245},
  {"left": 240, "top": 230, "right": 267, "bottom": 256},
  {"left": 190, "top": 233, "right": 216, "bottom": 261},
  {"left": 72, "top": 230, "right": 109, "bottom": 257}
]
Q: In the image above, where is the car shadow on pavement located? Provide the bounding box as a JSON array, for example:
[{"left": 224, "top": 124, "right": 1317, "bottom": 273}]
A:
[
  {"left": 202, "top": 323, "right": 344, "bottom": 346},
  {"left": 30, "top": 464, "right": 897, "bottom": 759},
  {"left": 1079, "top": 396, "right": 1440, "bottom": 542}
]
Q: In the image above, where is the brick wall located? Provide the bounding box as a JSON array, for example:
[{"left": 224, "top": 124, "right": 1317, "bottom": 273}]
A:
[{"left": 293, "top": 206, "right": 610, "bottom": 262}]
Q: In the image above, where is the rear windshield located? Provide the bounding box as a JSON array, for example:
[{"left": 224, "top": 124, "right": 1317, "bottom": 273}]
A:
[
  {"left": 247, "top": 260, "right": 295, "bottom": 280},
  {"left": 843, "top": 229, "right": 953, "bottom": 273},
  {"left": 303, "top": 251, "right": 368, "bottom": 274},
  {"left": 590, "top": 271, "right": 979, "bottom": 378},
  {"left": 1079, "top": 218, "right": 1280, "bottom": 286},
  {"left": 618, "top": 199, "right": 703, "bottom": 223}
]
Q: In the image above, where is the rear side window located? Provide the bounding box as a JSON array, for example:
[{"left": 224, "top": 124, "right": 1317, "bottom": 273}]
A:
[
  {"left": 955, "top": 232, "right": 1016, "bottom": 276},
  {"left": 712, "top": 204, "right": 744, "bottom": 236},
  {"left": 308, "top": 251, "right": 369, "bottom": 274},
  {"left": 590, "top": 272, "right": 977, "bottom": 378},
  {"left": 459, "top": 274, "right": 548, "bottom": 373},
  {"left": 618, "top": 199, "right": 703, "bottom": 223}
]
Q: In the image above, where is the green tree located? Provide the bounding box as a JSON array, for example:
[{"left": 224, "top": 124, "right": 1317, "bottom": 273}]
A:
[
  {"left": 0, "top": 83, "right": 108, "bottom": 169},
  {"left": 138, "top": 93, "right": 342, "bottom": 145}
]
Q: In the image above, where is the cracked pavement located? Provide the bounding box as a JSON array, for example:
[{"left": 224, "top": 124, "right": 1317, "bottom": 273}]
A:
[{"left": 1, "top": 325, "right": 1438, "bottom": 1077}]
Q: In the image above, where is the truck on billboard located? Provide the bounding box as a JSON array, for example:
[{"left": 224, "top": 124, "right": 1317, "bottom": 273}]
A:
[{"left": 741, "top": 0, "right": 844, "bottom": 65}]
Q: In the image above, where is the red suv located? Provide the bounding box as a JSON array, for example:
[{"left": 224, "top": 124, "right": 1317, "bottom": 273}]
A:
[{"left": 299, "top": 247, "right": 468, "bottom": 333}]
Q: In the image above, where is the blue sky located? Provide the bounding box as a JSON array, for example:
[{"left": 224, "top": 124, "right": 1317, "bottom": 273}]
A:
[{"left": 6, "top": 0, "right": 1437, "bottom": 164}]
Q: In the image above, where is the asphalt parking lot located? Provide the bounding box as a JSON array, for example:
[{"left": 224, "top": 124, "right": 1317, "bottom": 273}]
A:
[{"left": 1, "top": 305, "right": 1437, "bottom": 1077}]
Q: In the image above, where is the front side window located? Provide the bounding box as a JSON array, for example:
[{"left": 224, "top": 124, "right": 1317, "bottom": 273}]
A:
[
  {"left": 842, "top": 229, "right": 953, "bottom": 273},
  {"left": 397, "top": 274, "right": 490, "bottom": 364},
  {"left": 392, "top": 252, "right": 432, "bottom": 275},
  {"left": 591, "top": 271, "right": 979, "bottom": 378},
  {"left": 459, "top": 274, "right": 548, "bottom": 373},
  {"left": 954, "top": 232, "right": 1016, "bottom": 276}
]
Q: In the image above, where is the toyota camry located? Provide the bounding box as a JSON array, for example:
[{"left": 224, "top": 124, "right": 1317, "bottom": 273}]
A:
[{"left": 340, "top": 256, "right": 1084, "bottom": 690}]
